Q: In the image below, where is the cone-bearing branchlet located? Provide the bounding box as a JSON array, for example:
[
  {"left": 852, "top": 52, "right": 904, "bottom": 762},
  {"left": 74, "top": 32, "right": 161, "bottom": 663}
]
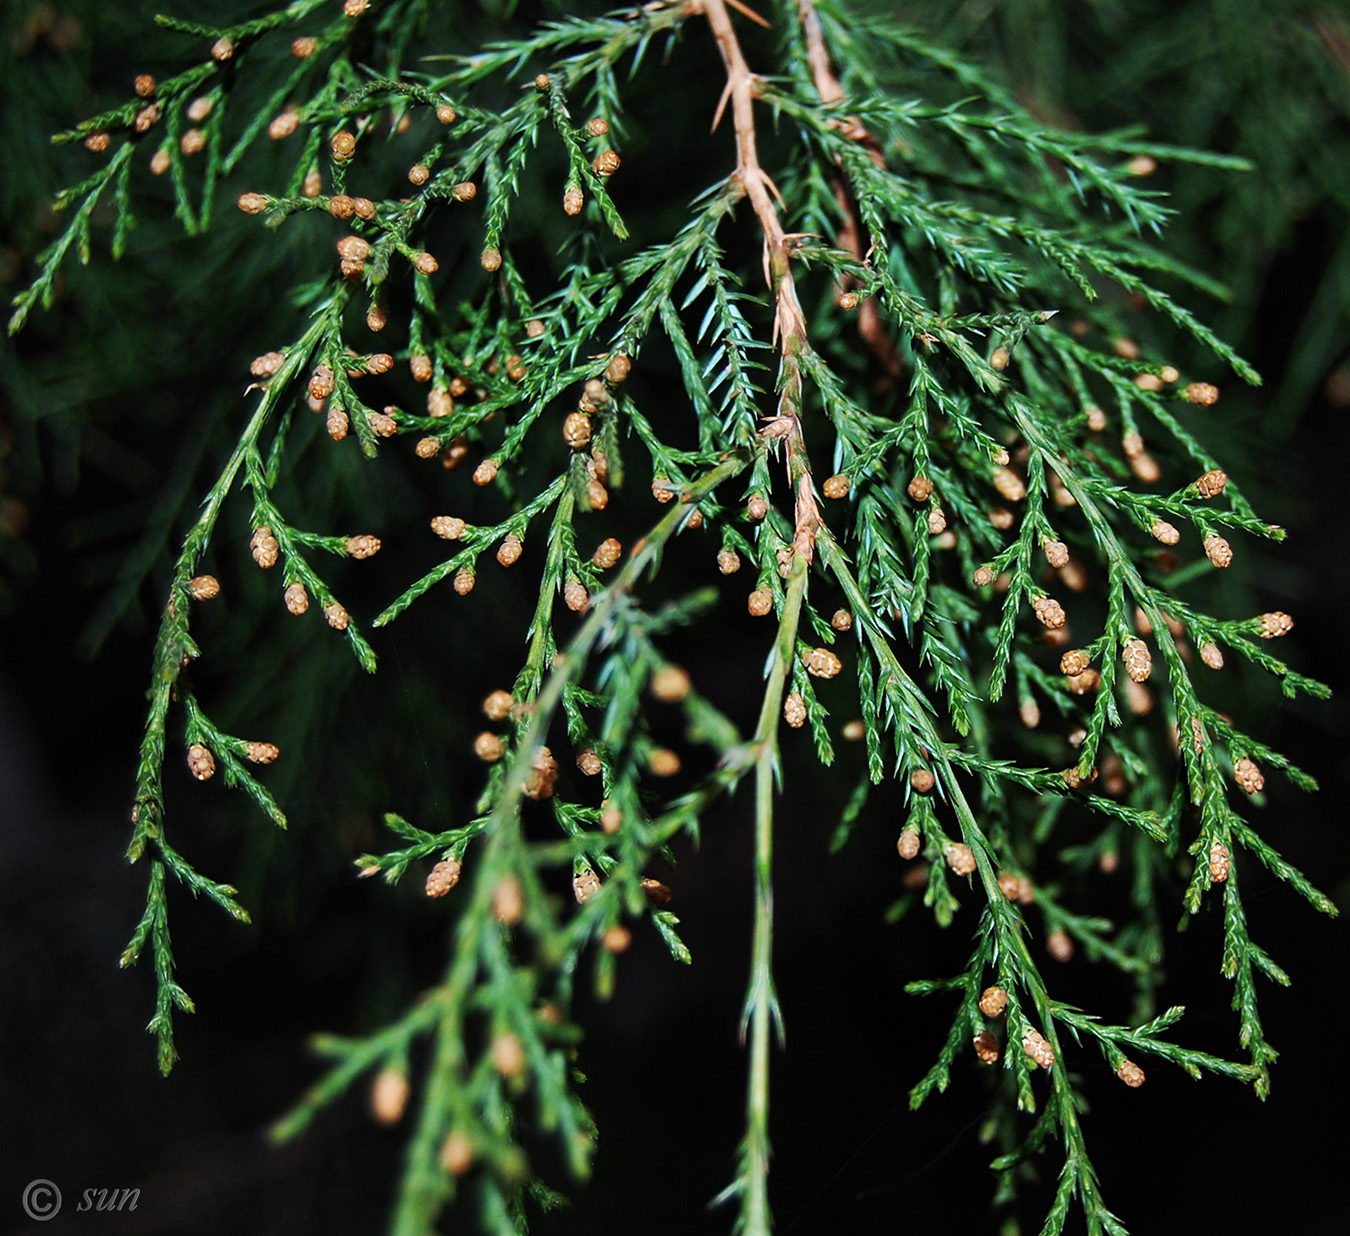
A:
[
  {"left": 979, "top": 986, "right": 1008, "bottom": 1017},
  {"left": 187, "top": 744, "right": 215, "bottom": 781},
  {"left": 426, "top": 857, "right": 461, "bottom": 898},
  {"left": 1259, "top": 611, "right": 1293, "bottom": 638},
  {"left": 1234, "top": 757, "right": 1264, "bottom": 794},
  {"left": 784, "top": 693, "right": 807, "bottom": 728}
]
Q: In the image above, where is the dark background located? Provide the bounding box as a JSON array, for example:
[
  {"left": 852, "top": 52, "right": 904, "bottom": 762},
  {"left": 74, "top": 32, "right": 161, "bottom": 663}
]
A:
[{"left": 2, "top": 2, "right": 1348, "bottom": 1233}]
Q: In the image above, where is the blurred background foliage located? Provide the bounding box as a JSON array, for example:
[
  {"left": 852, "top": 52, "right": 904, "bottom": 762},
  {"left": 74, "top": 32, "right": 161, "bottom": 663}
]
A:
[{"left": 1, "top": 1, "right": 1346, "bottom": 1233}]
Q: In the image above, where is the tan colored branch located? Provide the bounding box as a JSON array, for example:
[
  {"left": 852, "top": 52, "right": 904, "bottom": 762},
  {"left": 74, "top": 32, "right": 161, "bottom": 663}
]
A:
[
  {"left": 692, "top": 0, "right": 818, "bottom": 558},
  {"left": 796, "top": 0, "right": 902, "bottom": 379}
]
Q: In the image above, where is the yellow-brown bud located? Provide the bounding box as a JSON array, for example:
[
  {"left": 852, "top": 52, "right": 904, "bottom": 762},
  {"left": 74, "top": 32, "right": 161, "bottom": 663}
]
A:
[
  {"left": 1195, "top": 469, "right": 1228, "bottom": 498},
  {"left": 978, "top": 986, "right": 1008, "bottom": 1017},
  {"left": 370, "top": 1068, "right": 409, "bottom": 1123},
  {"left": 251, "top": 527, "right": 279, "bottom": 569},
  {"left": 1116, "top": 1059, "right": 1146, "bottom": 1087},
  {"left": 1258, "top": 611, "right": 1293, "bottom": 639},
  {"left": 805, "top": 647, "right": 842, "bottom": 678},
  {"left": 946, "top": 843, "right": 977, "bottom": 876},
  {"left": 1234, "top": 757, "right": 1264, "bottom": 794},
  {"left": 187, "top": 744, "right": 215, "bottom": 781},
  {"left": 426, "top": 857, "right": 461, "bottom": 898},
  {"left": 650, "top": 665, "right": 691, "bottom": 702}
]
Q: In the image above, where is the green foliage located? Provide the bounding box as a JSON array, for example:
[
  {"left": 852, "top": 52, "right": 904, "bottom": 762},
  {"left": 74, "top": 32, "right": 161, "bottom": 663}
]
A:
[{"left": 9, "top": 1, "right": 1340, "bottom": 1233}]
